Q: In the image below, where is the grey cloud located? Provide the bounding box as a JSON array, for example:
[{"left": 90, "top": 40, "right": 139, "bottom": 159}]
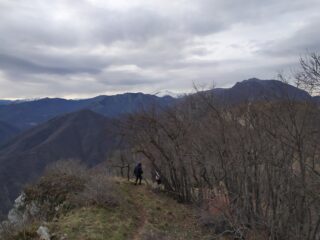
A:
[
  {"left": 0, "top": 0, "right": 320, "bottom": 98},
  {"left": 92, "top": 8, "right": 172, "bottom": 43},
  {"left": 259, "top": 19, "right": 320, "bottom": 58},
  {"left": 199, "top": 0, "right": 317, "bottom": 24},
  {"left": 0, "top": 54, "right": 100, "bottom": 75},
  {"left": 97, "top": 70, "right": 156, "bottom": 87}
]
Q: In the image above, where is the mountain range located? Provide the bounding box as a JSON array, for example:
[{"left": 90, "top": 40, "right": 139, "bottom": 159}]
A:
[
  {"left": 0, "top": 79, "right": 317, "bottom": 135},
  {"left": 0, "top": 93, "right": 175, "bottom": 131},
  {"left": 0, "top": 100, "right": 11, "bottom": 105},
  {"left": 0, "top": 78, "right": 319, "bottom": 218}
]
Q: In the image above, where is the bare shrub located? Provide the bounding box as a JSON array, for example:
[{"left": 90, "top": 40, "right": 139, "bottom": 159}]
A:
[
  {"left": 141, "top": 228, "right": 172, "bottom": 240},
  {"left": 73, "top": 174, "right": 121, "bottom": 208},
  {"left": 24, "top": 160, "right": 88, "bottom": 220},
  {"left": 0, "top": 221, "right": 38, "bottom": 240},
  {"left": 196, "top": 204, "right": 249, "bottom": 239},
  {"left": 198, "top": 210, "right": 229, "bottom": 233},
  {"left": 44, "top": 159, "right": 88, "bottom": 178},
  {"left": 0, "top": 222, "right": 15, "bottom": 240}
]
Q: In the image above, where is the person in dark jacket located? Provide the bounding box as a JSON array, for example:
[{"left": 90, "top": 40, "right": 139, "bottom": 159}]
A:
[{"left": 134, "top": 163, "right": 143, "bottom": 185}]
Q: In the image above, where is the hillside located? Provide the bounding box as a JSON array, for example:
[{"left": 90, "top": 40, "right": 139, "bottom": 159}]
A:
[
  {"left": 1, "top": 168, "right": 213, "bottom": 240},
  {"left": 50, "top": 181, "right": 210, "bottom": 240},
  {"left": 0, "top": 121, "right": 20, "bottom": 145},
  {"left": 0, "top": 110, "right": 117, "bottom": 218}
]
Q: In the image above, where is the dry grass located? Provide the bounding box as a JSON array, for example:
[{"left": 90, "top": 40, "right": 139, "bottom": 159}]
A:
[
  {"left": 72, "top": 175, "right": 122, "bottom": 208},
  {"left": 50, "top": 179, "right": 213, "bottom": 240}
]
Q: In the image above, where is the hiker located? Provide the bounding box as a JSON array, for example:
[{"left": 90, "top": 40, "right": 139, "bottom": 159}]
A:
[
  {"left": 134, "top": 163, "right": 143, "bottom": 185},
  {"left": 155, "top": 170, "right": 162, "bottom": 185}
]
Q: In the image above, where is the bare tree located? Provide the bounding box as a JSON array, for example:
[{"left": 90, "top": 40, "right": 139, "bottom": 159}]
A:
[
  {"left": 296, "top": 52, "right": 320, "bottom": 94},
  {"left": 119, "top": 53, "right": 320, "bottom": 239}
]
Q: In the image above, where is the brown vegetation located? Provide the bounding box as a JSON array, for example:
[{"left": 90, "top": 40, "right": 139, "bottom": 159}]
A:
[{"left": 73, "top": 174, "right": 122, "bottom": 208}]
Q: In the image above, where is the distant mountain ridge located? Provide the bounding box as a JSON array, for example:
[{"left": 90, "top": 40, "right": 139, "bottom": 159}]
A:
[
  {"left": 209, "top": 78, "right": 315, "bottom": 104},
  {"left": 0, "top": 100, "right": 11, "bottom": 105},
  {"left": 0, "top": 99, "right": 30, "bottom": 105},
  {"left": 0, "top": 78, "right": 318, "bottom": 142},
  {"left": 0, "top": 93, "right": 175, "bottom": 130}
]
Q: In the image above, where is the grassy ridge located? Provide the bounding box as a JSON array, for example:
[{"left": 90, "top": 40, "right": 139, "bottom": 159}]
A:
[{"left": 50, "top": 179, "right": 211, "bottom": 240}]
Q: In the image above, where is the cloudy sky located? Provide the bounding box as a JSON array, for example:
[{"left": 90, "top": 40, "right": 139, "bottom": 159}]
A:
[{"left": 0, "top": 0, "right": 320, "bottom": 99}]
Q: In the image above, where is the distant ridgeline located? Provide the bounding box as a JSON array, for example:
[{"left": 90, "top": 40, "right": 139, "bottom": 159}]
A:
[{"left": 0, "top": 93, "right": 175, "bottom": 131}]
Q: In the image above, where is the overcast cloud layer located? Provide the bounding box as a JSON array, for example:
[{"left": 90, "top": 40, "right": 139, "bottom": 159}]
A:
[{"left": 0, "top": 0, "right": 320, "bottom": 99}]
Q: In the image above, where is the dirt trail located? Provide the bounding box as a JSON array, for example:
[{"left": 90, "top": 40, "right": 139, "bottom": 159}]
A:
[
  {"left": 132, "top": 208, "right": 147, "bottom": 240},
  {"left": 132, "top": 186, "right": 148, "bottom": 240}
]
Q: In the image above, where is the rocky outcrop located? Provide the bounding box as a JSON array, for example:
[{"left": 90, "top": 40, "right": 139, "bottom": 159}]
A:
[
  {"left": 7, "top": 193, "right": 39, "bottom": 228},
  {"left": 37, "top": 226, "right": 51, "bottom": 240}
]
